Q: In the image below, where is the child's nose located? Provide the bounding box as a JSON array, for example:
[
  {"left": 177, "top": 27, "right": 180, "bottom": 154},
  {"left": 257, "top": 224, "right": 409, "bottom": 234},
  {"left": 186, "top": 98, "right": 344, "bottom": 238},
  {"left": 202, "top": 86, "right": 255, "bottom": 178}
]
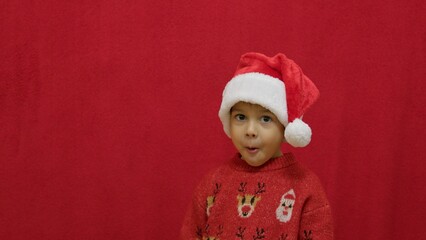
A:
[{"left": 246, "top": 121, "right": 257, "bottom": 137}]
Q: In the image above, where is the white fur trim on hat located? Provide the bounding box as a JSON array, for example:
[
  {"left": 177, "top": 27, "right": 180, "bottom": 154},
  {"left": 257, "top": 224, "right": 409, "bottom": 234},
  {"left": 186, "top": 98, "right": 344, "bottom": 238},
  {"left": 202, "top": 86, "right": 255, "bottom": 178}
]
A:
[{"left": 218, "top": 72, "right": 288, "bottom": 137}]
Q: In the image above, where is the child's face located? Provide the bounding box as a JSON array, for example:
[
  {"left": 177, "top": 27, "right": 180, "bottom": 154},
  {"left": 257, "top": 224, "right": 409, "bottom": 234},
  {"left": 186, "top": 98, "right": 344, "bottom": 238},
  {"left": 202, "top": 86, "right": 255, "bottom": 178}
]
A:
[{"left": 230, "top": 102, "right": 284, "bottom": 167}]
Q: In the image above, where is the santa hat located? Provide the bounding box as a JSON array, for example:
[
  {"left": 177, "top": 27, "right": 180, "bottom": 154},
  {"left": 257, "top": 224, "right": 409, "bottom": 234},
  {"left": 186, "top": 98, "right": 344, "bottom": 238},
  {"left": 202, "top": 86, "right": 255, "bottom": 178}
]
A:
[
  {"left": 283, "top": 189, "right": 296, "bottom": 200},
  {"left": 218, "top": 52, "right": 319, "bottom": 147}
]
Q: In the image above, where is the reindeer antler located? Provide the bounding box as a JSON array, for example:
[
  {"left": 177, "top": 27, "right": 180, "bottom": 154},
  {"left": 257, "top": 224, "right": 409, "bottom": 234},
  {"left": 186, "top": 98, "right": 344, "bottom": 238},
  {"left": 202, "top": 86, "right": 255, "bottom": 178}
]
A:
[
  {"left": 217, "top": 225, "right": 223, "bottom": 237},
  {"left": 238, "top": 182, "right": 247, "bottom": 193},
  {"left": 303, "top": 230, "right": 313, "bottom": 240},
  {"left": 255, "top": 182, "right": 266, "bottom": 195},
  {"left": 204, "top": 224, "right": 210, "bottom": 236},
  {"left": 196, "top": 226, "right": 203, "bottom": 238},
  {"left": 279, "top": 233, "right": 288, "bottom": 240},
  {"left": 253, "top": 227, "right": 266, "bottom": 239},
  {"left": 214, "top": 183, "right": 222, "bottom": 195},
  {"left": 236, "top": 226, "right": 246, "bottom": 239}
]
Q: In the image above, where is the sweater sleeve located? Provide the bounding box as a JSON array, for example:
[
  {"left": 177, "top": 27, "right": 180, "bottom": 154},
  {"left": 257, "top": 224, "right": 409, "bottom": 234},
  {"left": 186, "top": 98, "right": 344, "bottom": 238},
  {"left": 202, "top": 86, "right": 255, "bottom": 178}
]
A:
[
  {"left": 179, "top": 175, "right": 209, "bottom": 240},
  {"left": 299, "top": 204, "right": 334, "bottom": 239},
  {"left": 298, "top": 172, "right": 334, "bottom": 240}
]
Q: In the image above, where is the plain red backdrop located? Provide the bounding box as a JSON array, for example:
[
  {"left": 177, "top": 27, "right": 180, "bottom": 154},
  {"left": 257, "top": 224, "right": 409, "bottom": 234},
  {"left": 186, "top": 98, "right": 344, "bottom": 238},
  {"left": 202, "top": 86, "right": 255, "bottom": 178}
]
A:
[{"left": 1, "top": 0, "right": 425, "bottom": 239}]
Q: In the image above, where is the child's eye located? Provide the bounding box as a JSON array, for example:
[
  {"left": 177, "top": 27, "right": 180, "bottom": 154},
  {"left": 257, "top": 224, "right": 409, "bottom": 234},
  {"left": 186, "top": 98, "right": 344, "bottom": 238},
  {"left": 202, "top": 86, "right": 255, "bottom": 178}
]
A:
[
  {"left": 260, "top": 116, "right": 272, "bottom": 123},
  {"left": 235, "top": 114, "right": 246, "bottom": 121}
]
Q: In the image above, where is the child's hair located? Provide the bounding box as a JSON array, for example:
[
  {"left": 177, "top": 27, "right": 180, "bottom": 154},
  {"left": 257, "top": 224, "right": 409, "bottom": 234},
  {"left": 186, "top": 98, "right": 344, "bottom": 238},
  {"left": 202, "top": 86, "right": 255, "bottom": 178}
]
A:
[{"left": 218, "top": 52, "right": 319, "bottom": 147}]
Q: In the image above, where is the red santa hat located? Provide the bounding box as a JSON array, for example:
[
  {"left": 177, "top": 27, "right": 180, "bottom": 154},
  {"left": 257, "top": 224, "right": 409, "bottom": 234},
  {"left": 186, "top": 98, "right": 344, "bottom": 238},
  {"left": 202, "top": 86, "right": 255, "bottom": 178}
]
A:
[
  {"left": 283, "top": 190, "right": 296, "bottom": 200},
  {"left": 218, "top": 52, "right": 320, "bottom": 147}
]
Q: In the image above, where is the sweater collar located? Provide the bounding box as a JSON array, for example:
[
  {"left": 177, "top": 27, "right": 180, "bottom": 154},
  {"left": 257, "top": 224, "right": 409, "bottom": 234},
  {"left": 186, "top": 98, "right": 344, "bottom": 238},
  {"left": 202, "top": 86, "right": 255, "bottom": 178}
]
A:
[{"left": 230, "top": 152, "right": 296, "bottom": 172}]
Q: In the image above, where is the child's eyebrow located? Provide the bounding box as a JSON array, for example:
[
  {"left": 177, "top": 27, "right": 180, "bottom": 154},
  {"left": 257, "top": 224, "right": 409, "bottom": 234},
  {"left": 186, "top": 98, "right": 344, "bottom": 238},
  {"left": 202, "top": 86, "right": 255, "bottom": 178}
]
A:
[
  {"left": 261, "top": 110, "right": 273, "bottom": 114},
  {"left": 230, "top": 107, "right": 243, "bottom": 112}
]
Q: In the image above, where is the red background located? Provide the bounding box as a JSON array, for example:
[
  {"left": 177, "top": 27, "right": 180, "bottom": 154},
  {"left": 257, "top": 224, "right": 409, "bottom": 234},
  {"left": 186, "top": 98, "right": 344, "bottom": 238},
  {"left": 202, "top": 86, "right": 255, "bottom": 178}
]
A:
[{"left": 1, "top": 0, "right": 425, "bottom": 239}]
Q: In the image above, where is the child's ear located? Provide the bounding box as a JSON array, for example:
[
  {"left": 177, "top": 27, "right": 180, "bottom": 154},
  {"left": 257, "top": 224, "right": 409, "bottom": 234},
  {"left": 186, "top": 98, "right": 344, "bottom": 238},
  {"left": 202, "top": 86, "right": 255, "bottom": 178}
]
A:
[{"left": 282, "top": 130, "right": 287, "bottom": 143}]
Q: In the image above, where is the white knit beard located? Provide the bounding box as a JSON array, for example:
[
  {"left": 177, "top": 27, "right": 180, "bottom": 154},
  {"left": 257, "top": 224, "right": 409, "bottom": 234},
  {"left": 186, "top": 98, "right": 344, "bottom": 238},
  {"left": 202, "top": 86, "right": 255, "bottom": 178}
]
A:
[{"left": 275, "top": 205, "right": 293, "bottom": 222}]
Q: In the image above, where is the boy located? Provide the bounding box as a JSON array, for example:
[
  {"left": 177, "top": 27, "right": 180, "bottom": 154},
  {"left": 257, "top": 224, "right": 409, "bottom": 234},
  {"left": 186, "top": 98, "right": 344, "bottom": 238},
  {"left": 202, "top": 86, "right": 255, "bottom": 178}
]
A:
[{"left": 180, "top": 53, "right": 333, "bottom": 239}]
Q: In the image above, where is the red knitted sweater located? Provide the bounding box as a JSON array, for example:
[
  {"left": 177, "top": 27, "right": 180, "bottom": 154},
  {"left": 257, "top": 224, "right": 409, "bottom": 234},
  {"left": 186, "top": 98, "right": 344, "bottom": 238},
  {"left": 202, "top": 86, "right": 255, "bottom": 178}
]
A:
[{"left": 180, "top": 153, "right": 333, "bottom": 240}]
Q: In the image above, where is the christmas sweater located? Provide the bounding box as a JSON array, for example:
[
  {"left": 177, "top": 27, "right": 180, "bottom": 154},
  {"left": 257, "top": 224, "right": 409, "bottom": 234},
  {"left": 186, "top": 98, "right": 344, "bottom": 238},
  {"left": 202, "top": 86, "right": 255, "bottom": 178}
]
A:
[{"left": 180, "top": 153, "right": 333, "bottom": 240}]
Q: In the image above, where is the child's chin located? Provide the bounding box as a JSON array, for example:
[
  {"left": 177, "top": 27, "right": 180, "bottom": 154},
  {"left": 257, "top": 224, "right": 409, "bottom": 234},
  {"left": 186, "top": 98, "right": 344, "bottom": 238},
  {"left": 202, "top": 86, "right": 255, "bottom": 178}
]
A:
[{"left": 242, "top": 156, "right": 268, "bottom": 167}]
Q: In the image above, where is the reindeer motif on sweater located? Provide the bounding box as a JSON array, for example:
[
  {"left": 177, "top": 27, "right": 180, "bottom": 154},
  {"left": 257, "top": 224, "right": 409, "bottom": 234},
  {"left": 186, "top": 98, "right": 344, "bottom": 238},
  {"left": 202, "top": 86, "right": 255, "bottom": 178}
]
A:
[{"left": 236, "top": 182, "right": 266, "bottom": 218}]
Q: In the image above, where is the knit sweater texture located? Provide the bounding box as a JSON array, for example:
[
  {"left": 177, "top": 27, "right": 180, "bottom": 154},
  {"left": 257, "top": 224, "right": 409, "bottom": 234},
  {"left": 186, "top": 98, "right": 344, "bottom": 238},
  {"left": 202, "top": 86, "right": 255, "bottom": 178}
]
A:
[{"left": 180, "top": 153, "right": 333, "bottom": 240}]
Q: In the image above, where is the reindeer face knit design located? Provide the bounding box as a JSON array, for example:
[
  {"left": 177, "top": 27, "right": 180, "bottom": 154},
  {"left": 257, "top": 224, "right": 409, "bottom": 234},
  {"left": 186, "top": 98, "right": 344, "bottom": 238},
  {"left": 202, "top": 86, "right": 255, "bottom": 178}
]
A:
[{"left": 180, "top": 153, "right": 334, "bottom": 240}]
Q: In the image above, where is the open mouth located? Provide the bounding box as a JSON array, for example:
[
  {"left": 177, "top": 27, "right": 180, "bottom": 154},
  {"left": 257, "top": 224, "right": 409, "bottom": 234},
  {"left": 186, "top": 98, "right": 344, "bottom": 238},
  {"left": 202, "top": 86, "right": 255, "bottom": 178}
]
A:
[{"left": 246, "top": 147, "right": 259, "bottom": 153}]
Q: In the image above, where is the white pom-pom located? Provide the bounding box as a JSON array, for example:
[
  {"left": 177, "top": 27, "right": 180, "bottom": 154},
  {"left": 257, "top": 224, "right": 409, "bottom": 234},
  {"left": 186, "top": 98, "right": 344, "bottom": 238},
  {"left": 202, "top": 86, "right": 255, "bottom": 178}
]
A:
[{"left": 284, "top": 118, "right": 312, "bottom": 147}]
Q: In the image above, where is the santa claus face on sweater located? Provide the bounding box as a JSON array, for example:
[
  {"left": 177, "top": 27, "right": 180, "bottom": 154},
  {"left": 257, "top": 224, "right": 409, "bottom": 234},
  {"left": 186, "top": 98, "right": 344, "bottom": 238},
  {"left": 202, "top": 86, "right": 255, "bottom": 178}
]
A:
[
  {"left": 230, "top": 102, "right": 284, "bottom": 167},
  {"left": 276, "top": 189, "right": 296, "bottom": 223}
]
